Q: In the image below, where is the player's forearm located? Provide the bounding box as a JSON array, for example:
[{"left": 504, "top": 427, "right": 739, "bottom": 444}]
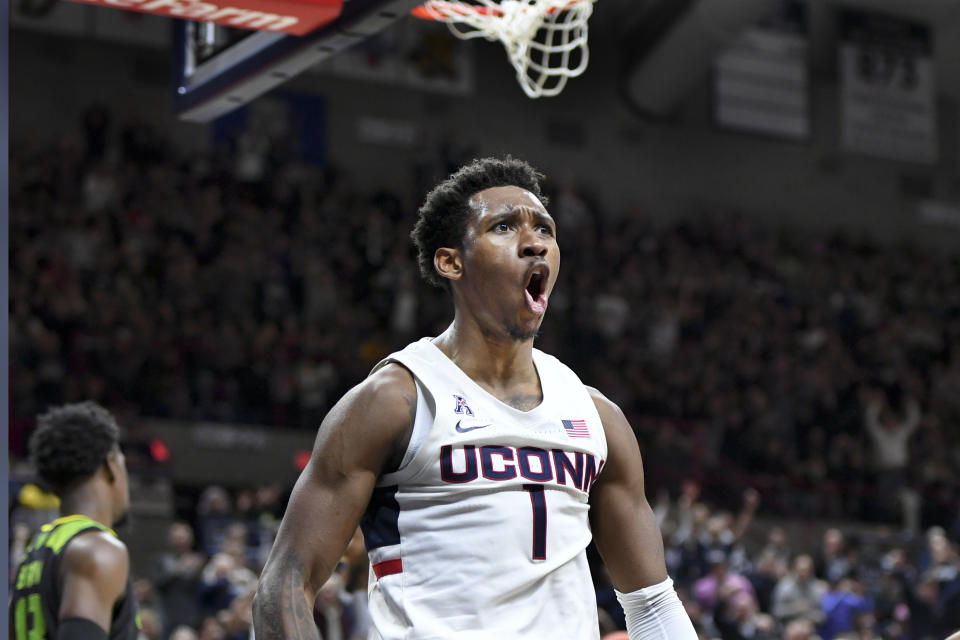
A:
[{"left": 253, "top": 555, "right": 320, "bottom": 640}]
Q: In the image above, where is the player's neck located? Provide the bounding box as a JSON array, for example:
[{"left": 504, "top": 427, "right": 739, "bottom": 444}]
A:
[
  {"left": 433, "top": 320, "right": 537, "bottom": 388},
  {"left": 59, "top": 485, "right": 114, "bottom": 529}
]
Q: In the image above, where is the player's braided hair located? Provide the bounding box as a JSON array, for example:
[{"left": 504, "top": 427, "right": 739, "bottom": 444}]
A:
[
  {"left": 412, "top": 156, "right": 548, "bottom": 289},
  {"left": 29, "top": 401, "right": 121, "bottom": 493}
]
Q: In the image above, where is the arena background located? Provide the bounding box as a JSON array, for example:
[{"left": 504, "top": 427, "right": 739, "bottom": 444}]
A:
[{"left": 8, "top": 0, "right": 960, "bottom": 638}]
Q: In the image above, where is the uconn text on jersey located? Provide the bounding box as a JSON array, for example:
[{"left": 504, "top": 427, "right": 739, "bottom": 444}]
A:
[{"left": 440, "top": 444, "right": 604, "bottom": 492}]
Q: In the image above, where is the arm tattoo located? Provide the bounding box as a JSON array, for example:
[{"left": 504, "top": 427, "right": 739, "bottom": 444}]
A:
[{"left": 253, "top": 552, "right": 320, "bottom": 640}]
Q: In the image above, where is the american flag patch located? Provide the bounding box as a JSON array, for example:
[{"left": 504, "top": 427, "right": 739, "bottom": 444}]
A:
[{"left": 562, "top": 419, "right": 590, "bottom": 438}]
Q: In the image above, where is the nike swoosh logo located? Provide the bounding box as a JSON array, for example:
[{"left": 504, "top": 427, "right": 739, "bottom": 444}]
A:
[{"left": 455, "top": 420, "right": 492, "bottom": 433}]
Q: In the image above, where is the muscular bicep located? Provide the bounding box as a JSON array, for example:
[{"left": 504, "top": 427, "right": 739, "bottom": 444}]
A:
[
  {"left": 262, "top": 364, "right": 415, "bottom": 596},
  {"left": 588, "top": 388, "right": 668, "bottom": 592},
  {"left": 59, "top": 533, "right": 129, "bottom": 632}
]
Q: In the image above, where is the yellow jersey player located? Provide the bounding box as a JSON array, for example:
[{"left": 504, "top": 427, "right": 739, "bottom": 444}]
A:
[{"left": 9, "top": 402, "right": 140, "bottom": 640}]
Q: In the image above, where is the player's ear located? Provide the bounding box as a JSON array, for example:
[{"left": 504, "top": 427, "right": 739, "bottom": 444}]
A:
[
  {"left": 103, "top": 448, "right": 122, "bottom": 482},
  {"left": 434, "top": 247, "right": 463, "bottom": 282}
]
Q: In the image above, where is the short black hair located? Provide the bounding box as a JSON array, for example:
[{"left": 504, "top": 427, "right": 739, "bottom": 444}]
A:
[
  {"left": 411, "top": 156, "right": 548, "bottom": 288},
  {"left": 30, "top": 401, "right": 121, "bottom": 493}
]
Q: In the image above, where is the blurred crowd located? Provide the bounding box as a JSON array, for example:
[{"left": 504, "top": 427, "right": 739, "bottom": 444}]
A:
[
  {"left": 8, "top": 104, "right": 960, "bottom": 638},
  {"left": 12, "top": 479, "right": 960, "bottom": 640},
  {"left": 640, "top": 483, "right": 960, "bottom": 640},
  {"left": 10, "top": 104, "right": 960, "bottom": 530},
  {"left": 548, "top": 193, "right": 960, "bottom": 532}
]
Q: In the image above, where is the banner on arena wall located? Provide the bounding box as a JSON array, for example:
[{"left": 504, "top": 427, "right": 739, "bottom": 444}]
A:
[
  {"left": 839, "top": 9, "right": 937, "bottom": 164},
  {"left": 62, "top": 0, "right": 342, "bottom": 35},
  {"left": 714, "top": 1, "right": 810, "bottom": 139},
  {"left": 141, "top": 419, "right": 315, "bottom": 485}
]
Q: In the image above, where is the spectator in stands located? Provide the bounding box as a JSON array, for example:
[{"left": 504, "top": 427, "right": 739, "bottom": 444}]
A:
[
  {"left": 693, "top": 549, "right": 756, "bottom": 614},
  {"left": 905, "top": 575, "right": 947, "bottom": 639},
  {"left": 679, "top": 592, "right": 718, "bottom": 640},
  {"left": 242, "top": 484, "right": 283, "bottom": 572},
  {"left": 666, "top": 481, "right": 709, "bottom": 585},
  {"left": 783, "top": 618, "right": 820, "bottom": 640},
  {"left": 9, "top": 472, "right": 61, "bottom": 538},
  {"left": 862, "top": 388, "right": 922, "bottom": 531},
  {"left": 659, "top": 521, "right": 688, "bottom": 596},
  {"left": 341, "top": 528, "right": 372, "bottom": 640},
  {"left": 819, "top": 572, "right": 873, "bottom": 640},
  {"left": 815, "top": 529, "right": 850, "bottom": 584},
  {"left": 691, "top": 489, "right": 761, "bottom": 580},
  {"left": 757, "top": 526, "right": 792, "bottom": 568},
  {"left": 217, "top": 585, "right": 256, "bottom": 640},
  {"left": 746, "top": 549, "right": 786, "bottom": 615},
  {"left": 197, "top": 615, "right": 227, "bottom": 640},
  {"left": 303, "top": 527, "right": 372, "bottom": 640},
  {"left": 844, "top": 610, "right": 881, "bottom": 640},
  {"left": 713, "top": 590, "right": 777, "bottom": 640},
  {"left": 169, "top": 626, "right": 200, "bottom": 640},
  {"left": 314, "top": 572, "right": 350, "bottom": 640},
  {"left": 922, "top": 531, "right": 960, "bottom": 633},
  {"left": 221, "top": 523, "right": 252, "bottom": 569},
  {"left": 138, "top": 607, "right": 163, "bottom": 640},
  {"left": 154, "top": 521, "right": 205, "bottom": 635},
  {"left": 772, "top": 554, "right": 826, "bottom": 627},
  {"left": 198, "top": 549, "right": 257, "bottom": 616},
  {"left": 8, "top": 521, "right": 32, "bottom": 584},
  {"left": 196, "top": 485, "right": 234, "bottom": 557}
]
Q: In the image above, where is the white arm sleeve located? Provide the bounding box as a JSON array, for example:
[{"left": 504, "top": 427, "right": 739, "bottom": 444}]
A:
[{"left": 615, "top": 577, "right": 698, "bottom": 640}]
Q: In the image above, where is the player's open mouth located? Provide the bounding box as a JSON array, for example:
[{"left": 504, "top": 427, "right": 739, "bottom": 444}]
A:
[{"left": 524, "top": 265, "right": 549, "bottom": 315}]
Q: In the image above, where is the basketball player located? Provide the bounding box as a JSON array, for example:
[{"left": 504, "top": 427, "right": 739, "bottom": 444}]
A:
[
  {"left": 254, "top": 157, "right": 696, "bottom": 639},
  {"left": 9, "top": 402, "right": 140, "bottom": 640}
]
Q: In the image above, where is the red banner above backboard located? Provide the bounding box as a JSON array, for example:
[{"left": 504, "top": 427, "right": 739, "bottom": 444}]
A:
[{"left": 64, "top": 0, "right": 343, "bottom": 35}]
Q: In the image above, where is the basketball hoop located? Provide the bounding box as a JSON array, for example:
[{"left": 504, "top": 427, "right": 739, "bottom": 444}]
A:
[{"left": 412, "top": 0, "right": 596, "bottom": 98}]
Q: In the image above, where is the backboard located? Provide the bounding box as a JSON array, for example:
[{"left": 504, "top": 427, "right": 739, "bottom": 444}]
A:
[{"left": 175, "top": 0, "right": 423, "bottom": 122}]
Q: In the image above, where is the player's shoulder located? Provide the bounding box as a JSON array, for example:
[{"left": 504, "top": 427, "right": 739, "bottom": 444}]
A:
[
  {"left": 359, "top": 361, "right": 416, "bottom": 403},
  {"left": 536, "top": 347, "right": 596, "bottom": 391},
  {"left": 585, "top": 385, "right": 639, "bottom": 453},
  {"left": 321, "top": 361, "right": 416, "bottom": 469},
  {"left": 330, "top": 361, "right": 417, "bottom": 435},
  {"left": 584, "top": 386, "right": 627, "bottom": 425},
  {"left": 61, "top": 529, "right": 129, "bottom": 581}
]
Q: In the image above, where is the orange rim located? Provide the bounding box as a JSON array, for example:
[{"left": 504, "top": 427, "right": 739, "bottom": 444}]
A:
[
  {"left": 411, "top": 2, "right": 504, "bottom": 19},
  {"left": 411, "top": 0, "right": 583, "bottom": 20}
]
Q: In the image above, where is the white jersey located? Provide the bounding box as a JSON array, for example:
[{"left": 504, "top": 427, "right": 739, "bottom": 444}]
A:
[{"left": 362, "top": 338, "right": 608, "bottom": 640}]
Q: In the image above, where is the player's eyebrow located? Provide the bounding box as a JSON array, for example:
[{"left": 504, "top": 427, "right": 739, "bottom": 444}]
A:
[
  {"left": 523, "top": 209, "right": 557, "bottom": 232},
  {"left": 531, "top": 210, "right": 555, "bottom": 228},
  {"left": 488, "top": 206, "right": 555, "bottom": 227}
]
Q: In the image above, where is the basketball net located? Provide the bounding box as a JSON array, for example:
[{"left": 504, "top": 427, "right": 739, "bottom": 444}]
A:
[{"left": 413, "top": 0, "right": 595, "bottom": 98}]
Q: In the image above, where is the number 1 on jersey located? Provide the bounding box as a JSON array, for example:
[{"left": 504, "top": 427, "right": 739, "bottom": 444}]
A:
[{"left": 523, "top": 484, "right": 547, "bottom": 561}]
